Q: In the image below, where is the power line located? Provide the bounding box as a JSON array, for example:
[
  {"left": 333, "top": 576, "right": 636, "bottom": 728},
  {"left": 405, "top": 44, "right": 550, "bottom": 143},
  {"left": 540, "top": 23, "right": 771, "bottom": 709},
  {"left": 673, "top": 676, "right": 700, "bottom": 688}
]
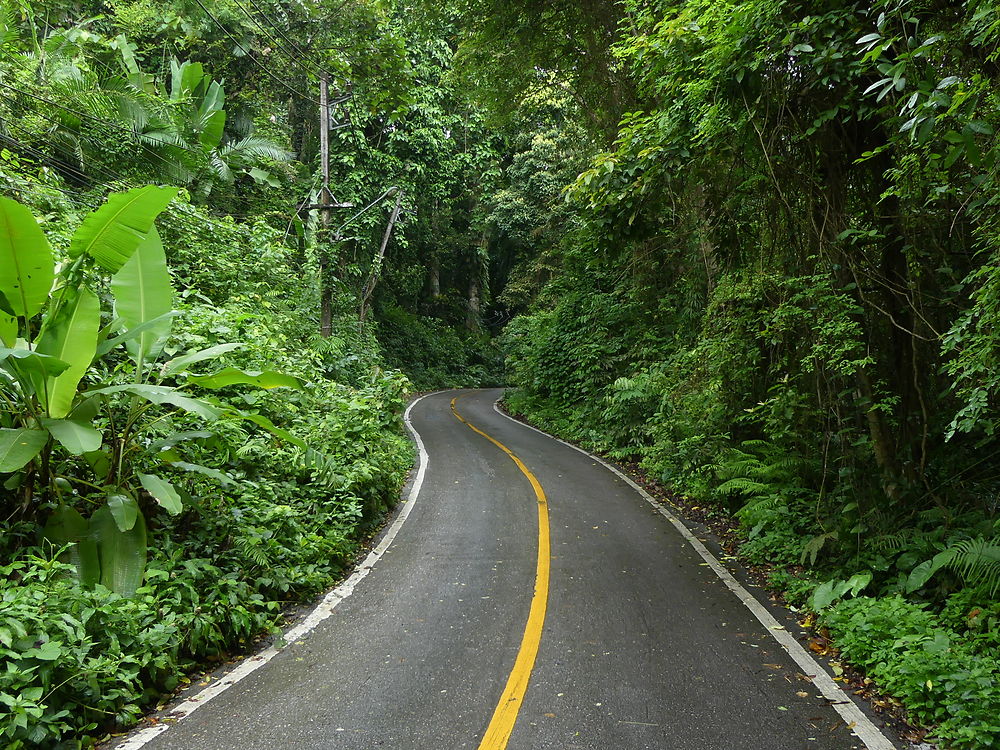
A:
[
  {"left": 243, "top": 0, "right": 322, "bottom": 68},
  {"left": 1, "top": 111, "right": 140, "bottom": 188},
  {"left": 230, "top": 0, "right": 328, "bottom": 79},
  {"left": 0, "top": 170, "right": 101, "bottom": 207},
  {"left": 189, "top": 0, "right": 321, "bottom": 105},
  {"left": 224, "top": 0, "right": 367, "bottom": 166},
  {"left": 0, "top": 78, "right": 289, "bottom": 202},
  {"left": 2, "top": 125, "right": 277, "bottom": 240},
  {"left": 0, "top": 129, "right": 98, "bottom": 186},
  {"left": 5, "top": 26, "right": 361, "bottom": 240},
  {"left": 33, "top": 10, "right": 370, "bottom": 200}
]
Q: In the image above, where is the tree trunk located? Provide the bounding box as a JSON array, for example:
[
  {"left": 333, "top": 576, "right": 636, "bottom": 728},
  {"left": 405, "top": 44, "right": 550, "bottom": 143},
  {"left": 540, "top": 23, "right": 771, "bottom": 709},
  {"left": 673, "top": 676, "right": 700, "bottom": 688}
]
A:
[
  {"left": 813, "top": 155, "right": 904, "bottom": 499},
  {"left": 428, "top": 254, "right": 440, "bottom": 298},
  {"left": 466, "top": 275, "right": 481, "bottom": 331}
]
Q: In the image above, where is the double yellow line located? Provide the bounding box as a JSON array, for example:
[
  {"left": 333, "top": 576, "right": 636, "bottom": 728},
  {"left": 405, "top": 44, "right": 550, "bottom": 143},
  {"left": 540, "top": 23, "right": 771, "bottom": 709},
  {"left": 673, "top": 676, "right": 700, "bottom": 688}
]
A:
[{"left": 450, "top": 396, "right": 551, "bottom": 750}]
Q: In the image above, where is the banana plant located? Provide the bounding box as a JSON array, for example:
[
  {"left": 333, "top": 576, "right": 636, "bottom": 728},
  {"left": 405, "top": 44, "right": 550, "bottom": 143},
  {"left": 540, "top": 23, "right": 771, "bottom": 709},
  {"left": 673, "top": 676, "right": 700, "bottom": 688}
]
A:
[{"left": 1, "top": 188, "right": 305, "bottom": 595}]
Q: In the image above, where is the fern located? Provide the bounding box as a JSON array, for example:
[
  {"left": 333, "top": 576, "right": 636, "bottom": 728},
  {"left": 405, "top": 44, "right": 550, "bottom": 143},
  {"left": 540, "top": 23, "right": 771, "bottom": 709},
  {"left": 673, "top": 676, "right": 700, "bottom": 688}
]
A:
[
  {"left": 716, "top": 477, "right": 771, "bottom": 495},
  {"left": 907, "top": 535, "right": 1000, "bottom": 595},
  {"left": 946, "top": 537, "right": 1000, "bottom": 596},
  {"left": 236, "top": 534, "right": 271, "bottom": 568},
  {"left": 869, "top": 529, "right": 915, "bottom": 552}
]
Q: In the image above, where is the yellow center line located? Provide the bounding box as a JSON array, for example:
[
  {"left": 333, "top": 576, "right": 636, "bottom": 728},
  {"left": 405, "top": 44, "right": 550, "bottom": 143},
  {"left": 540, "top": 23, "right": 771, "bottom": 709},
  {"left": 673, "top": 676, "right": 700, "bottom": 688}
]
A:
[{"left": 450, "top": 395, "right": 550, "bottom": 750}]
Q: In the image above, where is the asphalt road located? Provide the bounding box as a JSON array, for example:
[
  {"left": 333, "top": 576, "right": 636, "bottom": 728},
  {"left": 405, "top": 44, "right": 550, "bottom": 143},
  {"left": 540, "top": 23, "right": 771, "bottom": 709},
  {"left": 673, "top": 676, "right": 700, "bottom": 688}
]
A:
[{"left": 119, "top": 388, "right": 900, "bottom": 750}]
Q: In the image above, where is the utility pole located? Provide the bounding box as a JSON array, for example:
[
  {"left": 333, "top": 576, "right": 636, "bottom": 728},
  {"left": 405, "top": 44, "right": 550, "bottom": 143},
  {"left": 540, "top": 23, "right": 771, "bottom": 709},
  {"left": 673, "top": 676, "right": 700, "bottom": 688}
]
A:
[{"left": 318, "top": 73, "right": 334, "bottom": 338}]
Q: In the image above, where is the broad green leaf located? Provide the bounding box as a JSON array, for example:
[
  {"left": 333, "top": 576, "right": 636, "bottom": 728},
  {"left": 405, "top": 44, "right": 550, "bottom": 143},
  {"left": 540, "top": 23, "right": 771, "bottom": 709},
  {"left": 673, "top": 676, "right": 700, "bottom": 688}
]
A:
[
  {"left": 43, "top": 504, "right": 89, "bottom": 544},
  {"left": 107, "top": 493, "right": 138, "bottom": 531},
  {"left": 237, "top": 411, "right": 307, "bottom": 448},
  {"left": 138, "top": 473, "right": 183, "bottom": 514},
  {"left": 111, "top": 227, "right": 173, "bottom": 362},
  {"left": 0, "top": 428, "right": 48, "bottom": 472},
  {"left": 187, "top": 367, "right": 303, "bottom": 390},
  {"left": 89, "top": 384, "right": 221, "bottom": 421},
  {"left": 90, "top": 505, "right": 146, "bottom": 596},
  {"left": 95, "top": 311, "right": 180, "bottom": 358},
  {"left": 200, "top": 79, "right": 224, "bottom": 116},
  {"left": 164, "top": 460, "right": 235, "bottom": 486},
  {"left": 0, "top": 197, "right": 54, "bottom": 319},
  {"left": 249, "top": 168, "right": 280, "bottom": 187},
  {"left": 40, "top": 418, "right": 102, "bottom": 455},
  {"left": 200, "top": 108, "right": 226, "bottom": 149},
  {"left": 810, "top": 580, "right": 838, "bottom": 611},
  {"left": 905, "top": 550, "right": 955, "bottom": 593},
  {"left": 42, "top": 505, "right": 100, "bottom": 586},
  {"left": 69, "top": 395, "right": 101, "bottom": 424},
  {"left": 177, "top": 60, "right": 205, "bottom": 100},
  {"left": 0, "top": 347, "right": 70, "bottom": 376},
  {"left": 35, "top": 287, "right": 100, "bottom": 417},
  {"left": 24, "top": 640, "right": 62, "bottom": 661},
  {"left": 159, "top": 343, "right": 244, "bottom": 378},
  {"left": 844, "top": 571, "right": 872, "bottom": 597},
  {"left": 69, "top": 186, "right": 179, "bottom": 272},
  {"left": 112, "top": 34, "right": 154, "bottom": 93},
  {"left": 2, "top": 346, "right": 70, "bottom": 404},
  {"left": 0, "top": 313, "right": 15, "bottom": 346},
  {"left": 82, "top": 449, "right": 111, "bottom": 480}
]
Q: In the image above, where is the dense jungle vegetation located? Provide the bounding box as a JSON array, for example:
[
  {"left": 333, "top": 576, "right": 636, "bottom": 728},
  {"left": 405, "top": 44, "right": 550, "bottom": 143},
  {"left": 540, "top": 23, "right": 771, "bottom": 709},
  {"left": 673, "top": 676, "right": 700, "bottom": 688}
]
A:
[{"left": 3, "top": 0, "right": 1000, "bottom": 747}]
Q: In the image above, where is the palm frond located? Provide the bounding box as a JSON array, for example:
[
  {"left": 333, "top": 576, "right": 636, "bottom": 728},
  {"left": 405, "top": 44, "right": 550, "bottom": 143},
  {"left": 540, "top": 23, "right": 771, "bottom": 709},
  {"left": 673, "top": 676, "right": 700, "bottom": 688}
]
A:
[
  {"left": 219, "top": 136, "right": 293, "bottom": 163},
  {"left": 208, "top": 152, "right": 233, "bottom": 184}
]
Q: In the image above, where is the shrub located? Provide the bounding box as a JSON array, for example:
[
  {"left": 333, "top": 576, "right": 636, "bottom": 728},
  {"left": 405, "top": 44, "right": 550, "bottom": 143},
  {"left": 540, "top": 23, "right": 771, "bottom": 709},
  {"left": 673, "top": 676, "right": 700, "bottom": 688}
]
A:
[{"left": 823, "top": 596, "right": 1000, "bottom": 749}]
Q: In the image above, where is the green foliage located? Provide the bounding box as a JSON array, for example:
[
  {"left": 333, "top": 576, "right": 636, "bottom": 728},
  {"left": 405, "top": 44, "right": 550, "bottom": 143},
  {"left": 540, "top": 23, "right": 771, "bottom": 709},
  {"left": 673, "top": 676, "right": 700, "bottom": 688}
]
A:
[
  {"left": 0, "top": 3, "right": 452, "bottom": 746},
  {"left": 810, "top": 572, "right": 872, "bottom": 612},
  {"left": 376, "top": 304, "right": 502, "bottom": 389},
  {"left": 0, "top": 190, "right": 315, "bottom": 598},
  {"left": 0, "top": 472, "right": 367, "bottom": 747},
  {"left": 908, "top": 535, "right": 1000, "bottom": 597},
  {"left": 823, "top": 596, "right": 1000, "bottom": 749}
]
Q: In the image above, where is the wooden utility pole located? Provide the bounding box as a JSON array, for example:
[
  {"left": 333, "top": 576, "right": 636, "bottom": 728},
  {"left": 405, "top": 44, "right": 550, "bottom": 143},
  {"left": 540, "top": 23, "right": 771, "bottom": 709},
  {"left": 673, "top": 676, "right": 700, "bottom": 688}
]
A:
[
  {"left": 359, "top": 190, "right": 403, "bottom": 327},
  {"left": 319, "top": 73, "right": 334, "bottom": 338}
]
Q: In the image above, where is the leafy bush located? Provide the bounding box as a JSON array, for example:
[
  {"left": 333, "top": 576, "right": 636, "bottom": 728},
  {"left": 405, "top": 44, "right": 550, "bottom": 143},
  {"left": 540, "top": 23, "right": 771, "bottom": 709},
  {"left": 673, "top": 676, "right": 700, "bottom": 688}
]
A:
[
  {"left": 0, "top": 186, "right": 414, "bottom": 746},
  {"left": 823, "top": 596, "right": 1000, "bottom": 749},
  {"left": 376, "top": 304, "right": 502, "bottom": 389},
  {"left": 0, "top": 369, "right": 411, "bottom": 746}
]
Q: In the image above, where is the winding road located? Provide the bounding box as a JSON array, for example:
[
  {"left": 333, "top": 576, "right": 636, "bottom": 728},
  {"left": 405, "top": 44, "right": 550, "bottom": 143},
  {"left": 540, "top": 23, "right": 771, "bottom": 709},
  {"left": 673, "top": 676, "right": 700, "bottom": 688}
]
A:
[{"left": 113, "top": 389, "right": 901, "bottom": 750}]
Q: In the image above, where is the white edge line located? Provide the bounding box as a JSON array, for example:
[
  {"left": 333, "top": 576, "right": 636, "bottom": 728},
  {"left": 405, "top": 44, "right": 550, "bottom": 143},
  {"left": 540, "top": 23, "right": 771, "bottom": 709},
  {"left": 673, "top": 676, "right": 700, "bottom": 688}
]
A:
[
  {"left": 490, "top": 396, "right": 897, "bottom": 750},
  {"left": 114, "top": 392, "right": 435, "bottom": 750}
]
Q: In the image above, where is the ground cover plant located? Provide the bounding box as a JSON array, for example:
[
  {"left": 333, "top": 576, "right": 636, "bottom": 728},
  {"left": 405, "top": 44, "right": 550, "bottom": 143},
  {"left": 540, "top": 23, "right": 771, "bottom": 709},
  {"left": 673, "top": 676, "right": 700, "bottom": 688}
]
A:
[{"left": 0, "top": 186, "right": 412, "bottom": 747}]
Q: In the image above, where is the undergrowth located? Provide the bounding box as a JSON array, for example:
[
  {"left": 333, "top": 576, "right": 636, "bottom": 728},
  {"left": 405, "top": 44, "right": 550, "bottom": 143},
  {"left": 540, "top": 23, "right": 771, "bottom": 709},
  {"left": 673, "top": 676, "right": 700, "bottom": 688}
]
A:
[{"left": 0, "top": 188, "right": 414, "bottom": 748}]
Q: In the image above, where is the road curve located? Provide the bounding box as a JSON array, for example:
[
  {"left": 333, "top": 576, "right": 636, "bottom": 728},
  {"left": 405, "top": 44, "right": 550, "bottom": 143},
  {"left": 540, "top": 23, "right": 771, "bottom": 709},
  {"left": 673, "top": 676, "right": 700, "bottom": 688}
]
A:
[{"left": 114, "top": 388, "right": 900, "bottom": 750}]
